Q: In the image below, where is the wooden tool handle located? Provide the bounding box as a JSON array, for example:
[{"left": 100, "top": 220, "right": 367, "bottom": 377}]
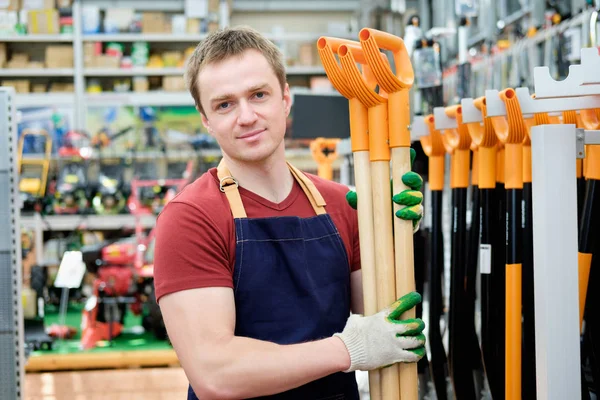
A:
[
  {"left": 392, "top": 146, "right": 418, "bottom": 399},
  {"left": 371, "top": 160, "right": 401, "bottom": 400}
]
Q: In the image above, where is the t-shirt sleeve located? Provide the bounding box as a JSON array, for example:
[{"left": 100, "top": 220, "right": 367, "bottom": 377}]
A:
[{"left": 153, "top": 200, "right": 233, "bottom": 302}]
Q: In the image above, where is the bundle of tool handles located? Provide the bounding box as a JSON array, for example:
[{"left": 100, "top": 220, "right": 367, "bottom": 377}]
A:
[
  {"left": 316, "top": 30, "right": 418, "bottom": 399},
  {"left": 318, "top": 28, "right": 600, "bottom": 400}
]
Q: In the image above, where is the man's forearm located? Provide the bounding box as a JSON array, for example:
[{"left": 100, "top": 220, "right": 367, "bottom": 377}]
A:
[{"left": 188, "top": 335, "right": 351, "bottom": 399}]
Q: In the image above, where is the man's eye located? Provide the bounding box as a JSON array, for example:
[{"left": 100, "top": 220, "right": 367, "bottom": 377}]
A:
[
  {"left": 218, "top": 102, "right": 230, "bottom": 110},
  {"left": 255, "top": 92, "right": 265, "bottom": 99}
]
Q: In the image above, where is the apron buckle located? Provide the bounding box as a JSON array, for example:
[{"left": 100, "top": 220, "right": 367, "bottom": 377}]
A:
[{"left": 219, "top": 176, "right": 239, "bottom": 192}]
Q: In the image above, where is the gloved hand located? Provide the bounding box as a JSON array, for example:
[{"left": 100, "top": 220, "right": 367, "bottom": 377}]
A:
[
  {"left": 333, "top": 292, "right": 426, "bottom": 372},
  {"left": 346, "top": 148, "right": 424, "bottom": 233}
]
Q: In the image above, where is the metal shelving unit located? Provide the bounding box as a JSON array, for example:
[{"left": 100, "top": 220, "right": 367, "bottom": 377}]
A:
[
  {"left": 0, "top": 69, "right": 75, "bottom": 77},
  {"left": 15, "top": 93, "right": 75, "bottom": 108},
  {"left": 0, "top": 87, "right": 24, "bottom": 400},
  {"left": 83, "top": 67, "right": 185, "bottom": 76},
  {"left": 0, "top": 34, "right": 74, "bottom": 43},
  {"left": 20, "top": 213, "right": 157, "bottom": 232}
]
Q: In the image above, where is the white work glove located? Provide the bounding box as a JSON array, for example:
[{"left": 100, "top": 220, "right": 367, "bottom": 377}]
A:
[{"left": 334, "top": 292, "right": 426, "bottom": 372}]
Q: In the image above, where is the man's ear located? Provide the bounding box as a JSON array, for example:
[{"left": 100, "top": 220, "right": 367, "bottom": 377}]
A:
[
  {"left": 283, "top": 83, "right": 292, "bottom": 117},
  {"left": 201, "top": 113, "right": 212, "bottom": 134}
]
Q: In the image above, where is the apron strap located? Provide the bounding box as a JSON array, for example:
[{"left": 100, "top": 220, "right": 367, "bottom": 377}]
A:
[
  {"left": 216, "top": 159, "right": 327, "bottom": 218},
  {"left": 216, "top": 160, "right": 247, "bottom": 218}
]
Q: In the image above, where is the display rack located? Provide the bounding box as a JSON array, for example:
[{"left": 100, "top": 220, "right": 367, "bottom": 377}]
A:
[
  {"left": 482, "top": 47, "right": 600, "bottom": 400},
  {"left": 0, "top": 87, "right": 25, "bottom": 400}
]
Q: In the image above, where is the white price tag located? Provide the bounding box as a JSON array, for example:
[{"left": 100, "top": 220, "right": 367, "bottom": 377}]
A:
[
  {"left": 54, "top": 251, "right": 87, "bottom": 289},
  {"left": 479, "top": 244, "right": 492, "bottom": 274}
]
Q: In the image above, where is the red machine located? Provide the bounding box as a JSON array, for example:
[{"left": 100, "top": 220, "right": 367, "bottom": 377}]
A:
[
  {"left": 127, "top": 160, "right": 193, "bottom": 215},
  {"left": 79, "top": 219, "right": 162, "bottom": 349}
]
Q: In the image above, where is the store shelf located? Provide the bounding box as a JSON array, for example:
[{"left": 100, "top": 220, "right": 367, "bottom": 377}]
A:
[
  {"left": 263, "top": 32, "right": 357, "bottom": 41},
  {"left": 83, "top": 67, "right": 185, "bottom": 76},
  {"left": 286, "top": 66, "right": 326, "bottom": 75},
  {"left": 20, "top": 214, "right": 157, "bottom": 231},
  {"left": 232, "top": 0, "right": 360, "bottom": 12},
  {"left": 82, "top": 33, "right": 207, "bottom": 42},
  {"left": 0, "top": 34, "right": 74, "bottom": 42},
  {"left": 15, "top": 93, "right": 75, "bottom": 108},
  {"left": 86, "top": 91, "right": 193, "bottom": 106},
  {"left": 0, "top": 69, "right": 75, "bottom": 77}
]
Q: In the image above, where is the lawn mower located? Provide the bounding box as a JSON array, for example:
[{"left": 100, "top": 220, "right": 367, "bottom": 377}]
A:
[
  {"left": 91, "top": 156, "right": 130, "bottom": 215},
  {"left": 127, "top": 159, "right": 193, "bottom": 215},
  {"left": 51, "top": 155, "right": 92, "bottom": 215},
  {"left": 79, "top": 227, "right": 165, "bottom": 350}
]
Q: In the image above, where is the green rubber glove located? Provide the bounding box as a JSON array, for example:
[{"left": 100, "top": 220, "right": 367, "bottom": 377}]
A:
[
  {"left": 346, "top": 148, "right": 424, "bottom": 233},
  {"left": 333, "top": 291, "right": 426, "bottom": 372}
]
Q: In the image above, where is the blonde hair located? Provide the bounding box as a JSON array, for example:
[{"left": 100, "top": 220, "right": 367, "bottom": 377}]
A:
[{"left": 185, "top": 26, "right": 287, "bottom": 115}]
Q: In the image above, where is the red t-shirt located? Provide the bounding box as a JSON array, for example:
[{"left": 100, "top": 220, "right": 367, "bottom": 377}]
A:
[{"left": 153, "top": 168, "right": 361, "bottom": 302}]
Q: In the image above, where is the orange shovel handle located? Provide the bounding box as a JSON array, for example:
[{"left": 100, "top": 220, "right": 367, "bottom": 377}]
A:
[{"left": 359, "top": 28, "right": 414, "bottom": 148}]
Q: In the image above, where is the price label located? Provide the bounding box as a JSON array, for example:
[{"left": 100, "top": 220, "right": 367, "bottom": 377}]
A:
[
  {"left": 479, "top": 244, "right": 492, "bottom": 274},
  {"left": 54, "top": 251, "right": 86, "bottom": 289}
]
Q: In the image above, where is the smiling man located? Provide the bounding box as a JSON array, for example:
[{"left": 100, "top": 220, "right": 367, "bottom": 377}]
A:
[{"left": 153, "top": 26, "right": 426, "bottom": 400}]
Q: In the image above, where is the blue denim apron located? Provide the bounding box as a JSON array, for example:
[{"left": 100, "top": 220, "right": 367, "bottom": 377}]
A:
[{"left": 187, "top": 161, "right": 359, "bottom": 399}]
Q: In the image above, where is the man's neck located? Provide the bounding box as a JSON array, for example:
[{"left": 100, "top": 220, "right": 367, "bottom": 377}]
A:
[{"left": 223, "top": 152, "right": 294, "bottom": 204}]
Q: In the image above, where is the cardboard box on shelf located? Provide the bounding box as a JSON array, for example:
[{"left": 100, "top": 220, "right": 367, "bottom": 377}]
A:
[
  {"left": 92, "top": 54, "right": 120, "bottom": 69},
  {"left": 162, "top": 76, "right": 185, "bottom": 92},
  {"left": 1, "top": 0, "right": 21, "bottom": 11},
  {"left": 28, "top": 9, "right": 59, "bottom": 34},
  {"left": 49, "top": 82, "right": 74, "bottom": 92},
  {"left": 133, "top": 76, "right": 149, "bottom": 92},
  {"left": 186, "top": 17, "right": 200, "bottom": 33},
  {"left": 142, "top": 12, "right": 167, "bottom": 33},
  {"left": 32, "top": 83, "right": 46, "bottom": 92},
  {"left": 26, "top": 61, "right": 44, "bottom": 68},
  {"left": 7, "top": 53, "right": 29, "bottom": 68},
  {"left": 45, "top": 45, "right": 73, "bottom": 68},
  {"left": 2, "top": 79, "right": 30, "bottom": 93}
]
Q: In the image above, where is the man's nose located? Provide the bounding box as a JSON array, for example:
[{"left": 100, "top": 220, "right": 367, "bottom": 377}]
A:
[{"left": 237, "top": 101, "right": 258, "bottom": 125}]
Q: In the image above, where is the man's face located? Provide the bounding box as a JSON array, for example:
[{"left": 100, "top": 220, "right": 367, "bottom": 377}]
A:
[{"left": 198, "top": 49, "right": 291, "bottom": 164}]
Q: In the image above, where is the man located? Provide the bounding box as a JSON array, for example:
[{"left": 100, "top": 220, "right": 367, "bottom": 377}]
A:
[{"left": 154, "top": 26, "right": 426, "bottom": 400}]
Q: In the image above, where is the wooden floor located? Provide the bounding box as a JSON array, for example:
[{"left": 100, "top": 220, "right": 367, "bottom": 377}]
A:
[{"left": 24, "top": 367, "right": 190, "bottom": 400}]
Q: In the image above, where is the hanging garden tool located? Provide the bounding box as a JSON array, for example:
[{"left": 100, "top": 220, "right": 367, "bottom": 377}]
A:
[
  {"left": 488, "top": 88, "right": 528, "bottom": 400},
  {"left": 436, "top": 105, "right": 477, "bottom": 400},
  {"left": 337, "top": 40, "right": 401, "bottom": 399},
  {"left": 421, "top": 114, "right": 449, "bottom": 400},
  {"left": 463, "top": 95, "right": 504, "bottom": 399},
  {"left": 309, "top": 137, "right": 340, "bottom": 180},
  {"left": 358, "top": 28, "right": 420, "bottom": 400},
  {"left": 317, "top": 35, "right": 381, "bottom": 399},
  {"left": 522, "top": 111, "right": 537, "bottom": 400}
]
